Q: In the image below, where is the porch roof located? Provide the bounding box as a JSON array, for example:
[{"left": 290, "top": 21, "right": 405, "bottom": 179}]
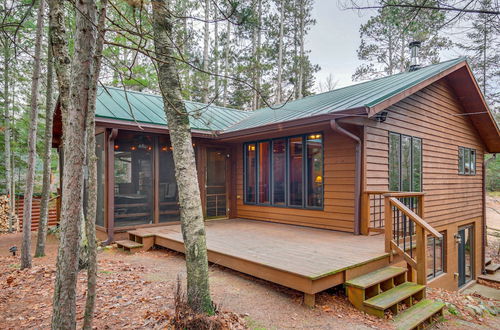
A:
[{"left": 96, "top": 86, "right": 252, "bottom": 131}]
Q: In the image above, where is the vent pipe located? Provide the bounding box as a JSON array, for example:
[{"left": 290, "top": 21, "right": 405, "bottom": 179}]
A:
[{"left": 409, "top": 41, "right": 421, "bottom": 72}]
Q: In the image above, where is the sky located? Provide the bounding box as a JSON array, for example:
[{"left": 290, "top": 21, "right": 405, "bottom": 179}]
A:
[{"left": 307, "top": 1, "right": 473, "bottom": 92}]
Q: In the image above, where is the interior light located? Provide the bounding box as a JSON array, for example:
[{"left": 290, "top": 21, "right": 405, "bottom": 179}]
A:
[
  {"left": 147, "top": 146, "right": 152, "bottom": 151},
  {"left": 131, "top": 146, "right": 137, "bottom": 151},
  {"left": 315, "top": 175, "right": 323, "bottom": 183},
  {"left": 161, "top": 146, "right": 167, "bottom": 151},
  {"left": 114, "top": 145, "right": 119, "bottom": 150}
]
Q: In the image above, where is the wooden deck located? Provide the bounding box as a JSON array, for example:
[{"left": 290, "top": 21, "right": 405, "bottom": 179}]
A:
[{"left": 130, "top": 219, "right": 390, "bottom": 300}]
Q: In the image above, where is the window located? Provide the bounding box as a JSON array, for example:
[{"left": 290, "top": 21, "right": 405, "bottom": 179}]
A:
[
  {"left": 158, "top": 136, "right": 180, "bottom": 223},
  {"left": 427, "top": 233, "right": 445, "bottom": 279},
  {"left": 244, "top": 133, "right": 323, "bottom": 209},
  {"left": 458, "top": 147, "right": 476, "bottom": 175},
  {"left": 389, "top": 132, "right": 422, "bottom": 192}
]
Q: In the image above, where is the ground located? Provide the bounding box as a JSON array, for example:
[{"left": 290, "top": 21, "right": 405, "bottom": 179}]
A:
[{"left": 0, "top": 196, "right": 499, "bottom": 329}]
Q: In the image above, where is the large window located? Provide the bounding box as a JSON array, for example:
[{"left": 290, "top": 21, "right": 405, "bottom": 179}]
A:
[
  {"left": 427, "top": 233, "right": 445, "bottom": 279},
  {"left": 389, "top": 132, "right": 422, "bottom": 192},
  {"left": 244, "top": 133, "right": 323, "bottom": 209},
  {"left": 458, "top": 146, "right": 476, "bottom": 175}
]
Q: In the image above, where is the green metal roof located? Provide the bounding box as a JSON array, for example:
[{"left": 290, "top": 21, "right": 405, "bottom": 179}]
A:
[
  {"left": 96, "top": 86, "right": 252, "bottom": 131},
  {"left": 96, "top": 58, "right": 465, "bottom": 134},
  {"left": 224, "top": 58, "right": 465, "bottom": 132}
]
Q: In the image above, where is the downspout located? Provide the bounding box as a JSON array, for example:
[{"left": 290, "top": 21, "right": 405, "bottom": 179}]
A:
[
  {"left": 104, "top": 128, "right": 118, "bottom": 245},
  {"left": 330, "top": 119, "right": 362, "bottom": 235}
]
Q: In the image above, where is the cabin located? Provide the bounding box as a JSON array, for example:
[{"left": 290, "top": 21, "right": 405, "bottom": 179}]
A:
[{"left": 53, "top": 57, "right": 500, "bottom": 326}]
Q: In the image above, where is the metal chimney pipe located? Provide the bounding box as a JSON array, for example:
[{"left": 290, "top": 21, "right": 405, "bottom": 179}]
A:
[{"left": 409, "top": 41, "right": 421, "bottom": 71}]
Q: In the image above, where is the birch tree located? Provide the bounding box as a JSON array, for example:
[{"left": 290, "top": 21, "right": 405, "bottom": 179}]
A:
[
  {"left": 21, "top": 0, "right": 46, "bottom": 270},
  {"left": 151, "top": 0, "right": 213, "bottom": 314}
]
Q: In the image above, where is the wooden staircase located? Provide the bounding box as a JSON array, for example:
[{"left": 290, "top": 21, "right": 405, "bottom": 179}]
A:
[
  {"left": 346, "top": 266, "right": 444, "bottom": 329},
  {"left": 115, "top": 229, "right": 155, "bottom": 253}
]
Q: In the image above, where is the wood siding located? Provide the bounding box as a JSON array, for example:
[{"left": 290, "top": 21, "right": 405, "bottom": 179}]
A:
[
  {"left": 235, "top": 129, "right": 357, "bottom": 232},
  {"left": 365, "top": 79, "right": 485, "bottom": 229},
  {"left": 364, "top": 79, "right": 485, "bottom": 289}
]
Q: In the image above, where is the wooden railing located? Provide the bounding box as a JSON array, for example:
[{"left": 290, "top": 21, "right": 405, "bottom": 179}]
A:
[{"left": 384, "top": 192, "right": 442, "bottom": 285}]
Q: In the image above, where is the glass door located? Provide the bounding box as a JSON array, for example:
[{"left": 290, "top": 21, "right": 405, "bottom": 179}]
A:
[
  {"left": 457, "top": 225, "right": 474, "bottom": 287},
  {"left": 206, "top": 148, "right": 228, "bottom": 219}
]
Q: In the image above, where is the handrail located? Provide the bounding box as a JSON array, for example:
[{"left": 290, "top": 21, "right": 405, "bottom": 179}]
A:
[
  {"left": 384, "top": 192, "right": 441, "bottom": 285},
  {"left": 383, "top": 192, "right": 425, "bottom": 198},
  {"left": 388, "top": 197, "right": 441, "bottom": 238}
]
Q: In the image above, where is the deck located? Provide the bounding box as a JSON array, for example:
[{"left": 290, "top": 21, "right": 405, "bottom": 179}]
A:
[{"left": 130, "top": 219, "right": 390, "bottom": 301}]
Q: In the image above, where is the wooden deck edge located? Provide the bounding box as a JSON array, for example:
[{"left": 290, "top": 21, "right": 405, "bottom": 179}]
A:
[{"left": 154, "top": 235, "right": 387, "bottom": 295}]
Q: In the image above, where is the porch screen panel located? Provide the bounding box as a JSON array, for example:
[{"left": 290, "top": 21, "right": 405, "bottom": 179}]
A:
[
  {"left": 159, "top": 137, "right": 180, "bottom": 223},
  {"left": 272, "top": 139, "right": 286, "bottom": 205},
  {"left": 114, "top": 131, "right": 154, "bottom": 227},
  {"left": 306, "top": 133, "right": 323, "bottom": 208},
  {"left": 95, "top": 133, "right": 105, "bottom": 227},
  {"left": 289, "top": 136, "right": 304, "bottom": 206},
  {"left": 245, "top": 143, "right": 257, "bottom": 203},
  {"left": 258, "top": 141, "right": 270, "bottom": 204}
]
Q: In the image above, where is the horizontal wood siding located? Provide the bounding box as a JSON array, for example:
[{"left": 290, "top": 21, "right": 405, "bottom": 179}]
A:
[
  {"left": 365, "top": 79, "right": 485, "bottom": 229},
  {"left": 235, "top": 129, "right": 356, "bottom": 232}
]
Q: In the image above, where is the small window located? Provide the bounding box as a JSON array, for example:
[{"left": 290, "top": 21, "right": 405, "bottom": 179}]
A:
[
  {"left": 427, "top": 233, "right": 445, "bottom": 279},
  {"left": 458, "top": 147, "right": 476, "bottom": 175}
]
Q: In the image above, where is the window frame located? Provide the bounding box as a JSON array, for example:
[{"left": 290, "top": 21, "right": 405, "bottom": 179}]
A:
[
  {"left": 458, "top": 146, "right": 476, "bottom": 176},
  {"left": 243, "top": 132, "right": 324, "bottom": 210},
  {"left": 388, "top": 132, "right": 423, "bottom": 192},
  {"left": 427, "top": 232, "right": 446, "bottom": 280}
]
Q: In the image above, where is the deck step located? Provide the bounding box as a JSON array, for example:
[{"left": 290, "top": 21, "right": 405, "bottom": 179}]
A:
[
  {"left": 127, "top": 230, "right": 156, "bottom": 238},
  {"left": 394, "top": 299, "right": 445, "bottom": 330},
  {"left": 364, "top": 282, "right": 425, "bottom": 311},
  {"left": 346, "top": 266, "right": 406, "bottom": 289},
  {"left": 485, "top": 263, "right": 500, "bottom": 274},
  {"left": 485, "top": 257, "right": 492, "bottom": 266},
  {"left": 116, "top": 239, "right": 144, "bottom": 251}
]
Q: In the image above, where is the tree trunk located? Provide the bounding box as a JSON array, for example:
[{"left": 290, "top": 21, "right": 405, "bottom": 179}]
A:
[
  {"left": 2, "top": 37, "right": 13, "bottom": 232},
  {"left": 35, "top": 31, "right": 55, "bottom": 258},
  {"left": 276, "top": 0, "right": 285, "bottom": 104},
  {"left": 255, "top": 0, "right": 262, "bottom": 109},
  {"left": 202, "top": 0, "right": 210, "bottom": 104},
  {"left": 214, "top": 8, "right": 219, "bottom": 103},
  {"left": 151, "top": 0, "right": 213, "bottom": 315},
  {"left": 297, "top": 0, "right": 304, "bottom": 99},
  {"left": 21, "top": 0, "right": 46, "bottom": 270},
  {"left": 50, "top": 0, "right": 97, "bottom": 328},
  {"left": 222, "top": 20, "right": 230, "bottom": 107},
  {"left": 83, "top": 1, "right": 107, "bottom": 328}
]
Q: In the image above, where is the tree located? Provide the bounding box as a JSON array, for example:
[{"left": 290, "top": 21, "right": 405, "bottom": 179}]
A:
[
  {"left": 151, "top": 0, "right": 214, "bottom": 314},
  {"left": 21, "top": 0, "right": 46, "bottom": 270},
  {"left": 50, "top": 0, "right": 98, "bottom": 327},
  {"left": 352, "top": 0, "right": 451, "bottom": 81},
  {"left": 318, "top": 73, "right": 338, "bottom": 92},
  {"left": 458, "top": 0, "right": 500, "bottom": 111},
  {"left": 35, "top": 30, "right": 55, "bottom": 258}
]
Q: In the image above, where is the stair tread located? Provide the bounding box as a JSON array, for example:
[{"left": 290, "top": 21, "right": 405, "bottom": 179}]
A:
[
  {"left": 485, "top": 257, "right": 492, "bottom": 266},
  {"left": 364, "top": 282, "right": 425, "bottom": 310},
  {"left": 394, "top": 299, "right": 445, "bottom": 330},
  {"left": 127, "top": 230, "right": 156, "bottom": 238},
  {"left": 116, "top": 240, "right": 144, "bottom": 249},
  {"left": 485, "top": 263, "right": 500, "bottom": 274},
  {"left": 346, "top": 266, "right": 406, "bottom": 289}
]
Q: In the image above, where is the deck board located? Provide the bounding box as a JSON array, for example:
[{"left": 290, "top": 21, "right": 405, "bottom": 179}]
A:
[{"left": 139, "top": 219, "right": 387, "bottom": 280}]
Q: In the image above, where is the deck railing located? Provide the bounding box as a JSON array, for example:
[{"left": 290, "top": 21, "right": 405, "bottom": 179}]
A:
[{"left": 384, "top": 192, "right": 442, "bottom": 285}]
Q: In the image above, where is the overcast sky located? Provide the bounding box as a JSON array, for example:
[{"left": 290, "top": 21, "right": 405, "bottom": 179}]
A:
[{"left": 308, "top": 1, "right": 472, "bottom": 91}]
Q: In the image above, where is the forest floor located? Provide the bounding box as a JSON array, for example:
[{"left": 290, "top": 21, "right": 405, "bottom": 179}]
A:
[{"left": 0, "top": 196, "right": 498, "bottom": 329}]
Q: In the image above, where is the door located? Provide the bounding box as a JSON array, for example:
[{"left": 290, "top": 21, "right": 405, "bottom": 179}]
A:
[
  {"left": 457, "top": 225, "right": 474, "bottom": 287},
  {"left": 206, "top": 148, "right": 228, "bottom": 219}
]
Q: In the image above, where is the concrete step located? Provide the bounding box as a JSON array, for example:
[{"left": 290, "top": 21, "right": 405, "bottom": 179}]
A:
[{"left": 394, "top": 299, "right": 445, "bottom": 330}]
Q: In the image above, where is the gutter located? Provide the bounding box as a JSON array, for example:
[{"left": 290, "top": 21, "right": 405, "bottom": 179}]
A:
[{"left": 330, "top": 119, "right": 362, "bottom": 235}]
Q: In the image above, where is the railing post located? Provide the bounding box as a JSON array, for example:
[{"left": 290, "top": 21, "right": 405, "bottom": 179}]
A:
[
  {"left": 416, "top": 226, "right": 427, "bottom": 285},
  {"left": 384, "top": 196, "right": 393, "bottom": 253},
  {"left": 361, "top": 192, "right": 369, "bottom": 235},
  {"left": 418, "top": 194, "right": 425, "bottom": 218}
]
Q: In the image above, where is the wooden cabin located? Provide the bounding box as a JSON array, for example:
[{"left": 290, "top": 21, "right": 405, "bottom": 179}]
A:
[{"left": 53, "top": 58, "right": 500, "bottom": 323}]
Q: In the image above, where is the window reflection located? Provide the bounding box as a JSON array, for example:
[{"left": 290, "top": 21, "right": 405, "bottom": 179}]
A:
[
  {"left": 245, "top": 143, "right": 257, "bottom": 203},
  {"left": 272, "top": 139, "right": 286, "bottom": 205},
  {"left": 288, "top": 136, "right": 303, "bottom": 206},
  {"left": 307, "top": 134, "right": 323, "bottom": 207}
]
